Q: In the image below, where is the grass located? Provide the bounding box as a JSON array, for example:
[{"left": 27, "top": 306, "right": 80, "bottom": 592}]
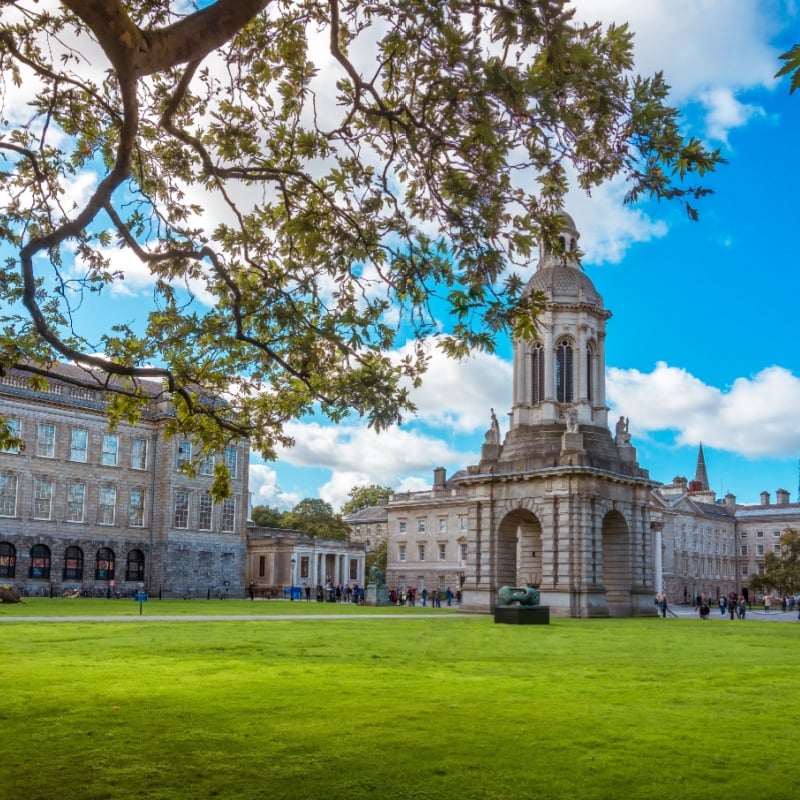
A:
[{"left": 2, "top": 604, "right": 799, "bottom": 799}]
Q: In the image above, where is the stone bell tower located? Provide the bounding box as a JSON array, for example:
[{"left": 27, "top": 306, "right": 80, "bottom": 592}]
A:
[{"left": 462, "top": 213, "right": 658, "bottom": 617}]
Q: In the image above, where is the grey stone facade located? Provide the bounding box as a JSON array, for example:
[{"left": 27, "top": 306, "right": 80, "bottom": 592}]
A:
[
  {"left": 0, "top": 366, "right": 248, "bottom": 598},
  {"left": 387, "top": 215, "right": 658, "bottom": 617}
]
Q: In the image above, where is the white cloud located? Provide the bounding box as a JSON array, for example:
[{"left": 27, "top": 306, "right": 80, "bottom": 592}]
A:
[
  {"left": 248, "top": 463, "right": 302, "bottom": 511},
  {"left": 700, "top": 87, "right": 766, "bottom": 144},
  {"left": 574, "top": 1, "right": 780, "bottom": 100},
  {"left": 608, "top": 362, "right": 800, "bottom": 456},
  {"left": 396, "top": 340, "right": 513, "bottom": 433}
]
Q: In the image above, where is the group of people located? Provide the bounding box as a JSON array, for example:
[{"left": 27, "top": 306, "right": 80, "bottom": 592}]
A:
[
  {"left": 388, "top": 586, "right": 460, "bottom": 607},
  {"left": 695, "top": 592, "right": 748, "bottom": 620}
]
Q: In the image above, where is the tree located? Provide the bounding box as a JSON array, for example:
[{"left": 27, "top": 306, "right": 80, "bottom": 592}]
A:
[
  {"left": 365, "top": 539, "right": 387, "bottom": 579},
  {"left": 340, "top": 484, "right": 393, "bottom": 517},
  {"left": 250, "top": 504, "right": 285, "bottom": 528},
  {"left": 282, "top": 498, "right": 350, "bottom": 541},
  {"left": 749, "top": 530, "right": 800, "bottom": 597},
  {"left": 776, "top": 44, "right": 800, "bottom": 93},
  {"left": 0, "top": 1, "right": 721, "bottom": 465}
]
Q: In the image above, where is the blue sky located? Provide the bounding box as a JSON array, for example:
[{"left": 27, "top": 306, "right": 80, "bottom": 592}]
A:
[{"left": 4, "top": 0, "right": 800, "bottom": 512}]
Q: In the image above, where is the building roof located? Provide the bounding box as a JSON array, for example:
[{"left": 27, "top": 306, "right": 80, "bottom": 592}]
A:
[{"left": 344, "top": 505, "right": 388, "bottom": 524}]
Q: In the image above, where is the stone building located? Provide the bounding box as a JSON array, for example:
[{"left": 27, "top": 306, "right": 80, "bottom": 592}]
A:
[
  {"left": 652, "top": 446, "right": 800, "bottom": 604},
  {"left": 387, "top": 215, "right": 658, "bottom": 617},
  {"left": 344, "top": 504, "right": 388, "bottom": 552},
  {"left": 0, "top": 365, "right": 249, "bottom": 598},
  {"left": 246, "top": 525, "right": 366, "bottom": 597}
]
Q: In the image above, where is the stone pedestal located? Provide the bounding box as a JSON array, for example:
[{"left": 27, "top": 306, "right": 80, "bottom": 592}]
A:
[
  {"left": 364, "top": 583, "right": 391, "bottom": 606},
  {"left": 617, "top": 444, "right": 637, "bottom": 463},
  {"left": 560, "top": 432, "right": 585, "bottom": 453},
  {"left": 493, "top": 605, "right": 550, "bottom": 625}
]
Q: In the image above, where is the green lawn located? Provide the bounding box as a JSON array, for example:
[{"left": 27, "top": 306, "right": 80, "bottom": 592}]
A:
[{"left": 2, "top": 605, "right": 798, "bottom": 799}]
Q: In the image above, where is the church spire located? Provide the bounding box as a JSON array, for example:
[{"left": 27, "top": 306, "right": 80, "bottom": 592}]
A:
[{"left": 693, "top": 443, "right": 710, "bottom": 491}]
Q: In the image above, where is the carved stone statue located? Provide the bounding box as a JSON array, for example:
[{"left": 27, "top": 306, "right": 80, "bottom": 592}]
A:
[
  {"left": 484, "top": 408, "right": 501, "bottom": 445},
  {"left": 615, "top": 415, "right": 631, "bottom": 445},
  {"left": 566, "top": 406, "right": 579, "bottom": 433},
  {"left": 498, "top": 585, "right": 540, "bottom": 606}
]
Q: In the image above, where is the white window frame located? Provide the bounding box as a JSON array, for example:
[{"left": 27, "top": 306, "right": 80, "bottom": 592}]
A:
[
  {"left": 199, "top": 454, "right": 215, "bottom": 476},
  {"left": 418, "top": 543, "right": 426, "bottom": 561},
  {"left": 67, "top": 481, "right": 85, "bottom": 523},
  {"left": 98, "top": 484, "right": 117, "bottom": 525},
  {"left": 176, "top": 440, "right": 192, "bottom": 470},
  {"left": 173, "top": 490, "right": 189, "bottom": 528},
  {"left": 33, "top": 477, "right": 53, "bottom": 520},
  {"left": 70, "top": 428, "right": 88, "bottom": 462},
  {"left": 131, "top": 437, "right": 148, "bottom": 470},
  {"left": 36, "top": 423, "right": 56, "bottom": 458},
  {"left": 199, "top": 492, "right": 213, "bottom": 531},
  {"left": 129, "top": 488, "right": 145, "bottom": 527},
  {"left": 0, "top": 474, "right": 18, "bottom": 516},
  {"left": 1, "top": 419, "right": 21, "bottom": 454},
  {"left": 399, "top": 544, "right": 407, "bottom": 562},
  {"left": 101, "top": 433, "right": 119, "bottom": 467},
  {"left": 224, "top": 447, "right": 238, "bottom": 479},
  {"left": 438, "top": 543, "right": 446, "bottom": 561},
  {"left": 221, "top": 497, "right": 236, "bottom": 532}
]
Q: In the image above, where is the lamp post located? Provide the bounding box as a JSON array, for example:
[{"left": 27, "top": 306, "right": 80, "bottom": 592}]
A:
[{"left": 290, "top": 557, "right": 296, "bottom": 601}]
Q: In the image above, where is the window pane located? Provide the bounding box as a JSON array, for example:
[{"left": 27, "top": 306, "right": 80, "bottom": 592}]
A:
[
  {"left": 37, "top": 423, "right": 56, "bottom": 458},
  {"left": 199, "top": 492, "right": 213, "bottom": 530},
  {"left": 224, "top": 447, "right": 237, "bottom": 478},
  {"left": 70, "top": 428, "right": 88, "bottom": 462},
  {"left": 1, "top": 419, "right": 21, "bottom": 454},
  {"left": 98, "top": 485, "right": 117, "bottom": 525},
  {"left": 131, "top": 438, "right": 147, "bottom": 470},
  {"left": 67, "top": 482, "right": 85, "bottom": 522},
  {"left": 101, "top": 433, "right": 119, "bottom": 466},
  {"left": 33, "top": 477, "right": 53, "bottom": 520},
  {"left": 129, "top": 488, "right": 145, "bottom": 527},
  {"left": 221, "top": 497, "right": 236, "bottom": 532},
  {"left": 174, "top": 491, "right": 189, "bottom": 528},
  {"left": 0, "top": 475, "right": 18, "bottom": 516},
  {"left": 176, "top": 440, "right": 192, "bottom": 469}
]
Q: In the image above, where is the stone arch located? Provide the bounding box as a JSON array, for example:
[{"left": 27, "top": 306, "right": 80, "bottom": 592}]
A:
[
  {"left": 496, "top": 507, "right": 543, "bottom": 589},
  {"left": 601, "top": 509, "right": 632, "bottom": 617}
]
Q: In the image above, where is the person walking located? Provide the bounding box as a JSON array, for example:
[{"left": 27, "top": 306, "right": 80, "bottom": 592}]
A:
[{"left": 738, "top": 594, "right": 747, "bottom": 619}]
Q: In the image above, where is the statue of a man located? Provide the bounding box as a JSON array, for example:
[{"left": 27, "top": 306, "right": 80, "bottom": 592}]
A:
[
  {"left": 615, "top": 415, "right": 631, "bottom": 445},
  {"left": 485, "top": 408, "right": 501, "bottom": 445},
  {"left": 566, "top": 406, "right": 579, "bottom": 433}
]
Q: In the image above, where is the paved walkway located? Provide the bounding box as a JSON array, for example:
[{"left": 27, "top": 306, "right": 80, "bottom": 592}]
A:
[{"left": 0, "top": 612, "right": 469, "bottom": 623}]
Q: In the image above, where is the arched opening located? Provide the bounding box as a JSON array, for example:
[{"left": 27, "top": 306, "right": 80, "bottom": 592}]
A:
[
  {"left": 556, "top": 339, "right": 574, "bottom": 403},
  {"left": 601, "top": 510, "right": 632, "bottom": 617},
  {"left": 0, "top": 542, "right": 16, "bottom": 579},
  {"left": 95, "top": 547, "right": 115, "bottom": 581},
  {"left": 63, "top": 546, "right": 84, "bottom": 580},
  {"left": 496, "top": 509, "right": 543, "bottom": 590},
  {"left": 29, "top": 544, "right": 51, "bottom": 580},
  {"left": 531, "top": 343, "right": 544, "bottom": 404},
  {"left": 125, "top": 549, "right": 145, "bottom": 582}
]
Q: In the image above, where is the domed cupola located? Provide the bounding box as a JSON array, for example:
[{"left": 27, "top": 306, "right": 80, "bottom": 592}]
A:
[{"left": 501, "top": 213, "right": 612, "bottom": 459}]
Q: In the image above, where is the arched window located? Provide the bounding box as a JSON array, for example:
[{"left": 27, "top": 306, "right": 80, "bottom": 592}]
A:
[
  {"left": 125, "top": 549, "right": 145, "bottom": 582},
  {"left": 586, "top": 342, "right": 594, "bottom": 403},
  {"left": 29, "top": 544, "right": 51, "bottom": 580},
  {"left": 63, "top": 546, "right": 84, "bottom": 580},
  {"left": 95, "top": 547, "right": 115, "bottom": 581},
  {"left": 532, "top": 343, "right": 545, "bottom": 404},
  {"left": 556, "top": 339, "right": 573, "bottom": 403},
  {"left": 0, "top": 542, "right": 16, "bottom": 579}
]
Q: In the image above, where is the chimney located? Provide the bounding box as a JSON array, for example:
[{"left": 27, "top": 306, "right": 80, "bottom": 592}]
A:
[
  {"left": 725, "top": 492, "right": 736, "bottom": 508},
  {"left": 776, "top": 488, "right": 790, "bottom": 505},
  {"left": 433, "top": 467, "right": 446, "bottom": 488},
  {"left": 760, "top": 491, "right": 771, "bottom": 506}
]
